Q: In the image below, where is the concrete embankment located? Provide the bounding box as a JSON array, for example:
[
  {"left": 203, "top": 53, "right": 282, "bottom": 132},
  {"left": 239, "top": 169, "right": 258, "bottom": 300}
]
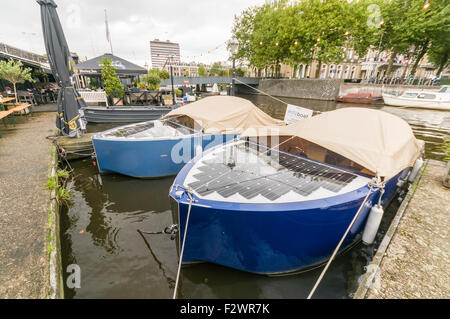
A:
[
  {"left": 258, "top": 79, "right": 342, "bottom": 101},
  {"left": 0, "top": 111, "right": 63, "bottom": 298},
  {"left": 355, "top": 160, "right": 450, "bottom": 299}
]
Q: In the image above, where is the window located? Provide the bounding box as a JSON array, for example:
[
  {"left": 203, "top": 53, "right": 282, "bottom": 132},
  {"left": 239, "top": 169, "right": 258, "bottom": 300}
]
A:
[{"left": 418, "top": 93, "right": 436, "bottom": 99}]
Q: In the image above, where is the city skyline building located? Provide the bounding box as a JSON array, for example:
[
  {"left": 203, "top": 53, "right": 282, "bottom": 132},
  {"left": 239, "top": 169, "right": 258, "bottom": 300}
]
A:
[{"left": 150, "top": 39, "right": 181, "bottom": 69}]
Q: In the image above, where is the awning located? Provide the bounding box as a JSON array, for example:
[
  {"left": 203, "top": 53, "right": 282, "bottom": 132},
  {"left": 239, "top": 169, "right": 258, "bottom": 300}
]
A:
[
  {"left": 163, "top": 96, "right": 284, "bottom": 134},
  {"left": 242, "top": 107, "right": 424, "bottom": 179},
  {"left": 74, "top": 53, "right": 147, "bottom": 76}
]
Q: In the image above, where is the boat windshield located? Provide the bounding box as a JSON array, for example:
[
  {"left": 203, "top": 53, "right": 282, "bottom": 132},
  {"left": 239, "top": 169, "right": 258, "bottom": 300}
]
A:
[
  {"left": 417, "top": 93, "right": 436, "bottom": 100},
  {"left": 439, "top": 87, "right": 449, "bottom": 93},
  {"left": 184, "top": 140, "right": 370, "bottom": 203},
  {"left": 101, "top": 120, "right": 196, "bottom": 139}
]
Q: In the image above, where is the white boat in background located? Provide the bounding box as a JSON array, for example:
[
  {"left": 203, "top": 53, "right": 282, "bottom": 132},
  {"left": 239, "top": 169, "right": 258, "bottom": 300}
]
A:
[{"left": 382, "top": 86, "right": 450, "bottom": 111}]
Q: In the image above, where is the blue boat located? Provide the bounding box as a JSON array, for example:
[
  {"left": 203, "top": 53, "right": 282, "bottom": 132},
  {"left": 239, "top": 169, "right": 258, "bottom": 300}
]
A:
[
  {"left": 169, "top": 108, "right": 424, "bottom": 275},
  {"left": 92, "top": 96, "right": 282, "bottom": 178}
]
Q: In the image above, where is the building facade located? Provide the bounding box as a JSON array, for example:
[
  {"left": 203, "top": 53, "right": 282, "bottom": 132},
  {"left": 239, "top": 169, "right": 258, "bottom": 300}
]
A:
[
  {"left": 162, "top": 62, "right": 199, "bottom": 77},
  {"left": 150, "top": 39, "right": 181, "bottom": 69},
  {"left": 248, "top": 47, "right": 437, "bottom": 82}
]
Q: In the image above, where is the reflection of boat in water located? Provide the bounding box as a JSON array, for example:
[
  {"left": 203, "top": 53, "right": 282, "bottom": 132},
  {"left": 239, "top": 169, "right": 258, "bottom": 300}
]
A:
[
  {"left": 92, "top": 96, "right": 282, "bottom": 178},
  {"left": 337, "top": 93, "right": 383, "bottom": 105},
  {"left": 382, "top": 86, "right": 450, "bottom": 111},
  {"left": 169, "top": 108, "right": 424, "bottom": 275}
]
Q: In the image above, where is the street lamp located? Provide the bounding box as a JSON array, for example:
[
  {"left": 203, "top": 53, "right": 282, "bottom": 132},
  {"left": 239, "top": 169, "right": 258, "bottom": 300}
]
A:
[
  {"left": 169, "top": 55, "right": 176, "bottom": 105},
  {"left": 229, "top": 39, "right": 239, "bottom": 96}
]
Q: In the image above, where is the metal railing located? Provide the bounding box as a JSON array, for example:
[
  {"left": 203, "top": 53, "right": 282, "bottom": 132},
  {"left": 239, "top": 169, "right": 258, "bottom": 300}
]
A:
[
  {"left": 108, "top": 90, "right": 164, "bottom": 106},
  {"left": 361, "top": 76, "right": 439, "bottom": 86},
  {"left": 0, "top": 43, "right": 50, "bottom": 71}
]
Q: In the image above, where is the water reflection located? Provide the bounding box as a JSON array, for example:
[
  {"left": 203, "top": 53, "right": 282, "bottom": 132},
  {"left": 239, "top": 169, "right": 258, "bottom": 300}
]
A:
[{"left": 62, "top": 160, "right": 401, "bottom": 299}]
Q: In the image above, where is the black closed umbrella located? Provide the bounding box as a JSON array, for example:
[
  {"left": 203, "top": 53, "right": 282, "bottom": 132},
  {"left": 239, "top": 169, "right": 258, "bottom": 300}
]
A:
[{"left": 37, "top": 0, "right": 87, "bottom": 137}]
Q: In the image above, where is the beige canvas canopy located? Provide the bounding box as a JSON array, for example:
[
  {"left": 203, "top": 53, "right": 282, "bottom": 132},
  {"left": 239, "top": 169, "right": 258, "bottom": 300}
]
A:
[
  {"left": 242, "top": 108, "right": 424, "bottom": 179},
  {"left": 163, "top": 96, "right": 283, "bottom": 134}
]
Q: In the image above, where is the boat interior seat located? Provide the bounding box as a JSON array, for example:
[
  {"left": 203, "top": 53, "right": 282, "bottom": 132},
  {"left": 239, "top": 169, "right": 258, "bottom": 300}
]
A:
[
  {"left": 249, "top": 136, "right": 376, "bottom": 176},
  {"left": 168, "top": 115, "right": 195, "bottom": 130},
  {"left": 304, "top": 142, "right": 328, "bottom": 163}
]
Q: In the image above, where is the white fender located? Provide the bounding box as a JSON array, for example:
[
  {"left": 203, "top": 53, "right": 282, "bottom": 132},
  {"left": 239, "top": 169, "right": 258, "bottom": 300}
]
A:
[
  {"left": 362, "top": 205, "right": 384, "bottom": 245},
  {"left": 408, "top": 158, "right": 424, "bottom": 182}
]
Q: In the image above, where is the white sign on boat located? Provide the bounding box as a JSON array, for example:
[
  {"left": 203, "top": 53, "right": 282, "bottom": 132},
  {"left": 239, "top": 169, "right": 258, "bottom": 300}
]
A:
[{"left": 284, "top": 104, "right": 314, "bottom": 124}]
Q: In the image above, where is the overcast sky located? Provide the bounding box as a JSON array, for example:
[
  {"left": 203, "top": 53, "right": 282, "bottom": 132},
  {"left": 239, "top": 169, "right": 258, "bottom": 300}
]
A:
[{"left": 1, "top": 0, "right": 265, "bottom": 67}]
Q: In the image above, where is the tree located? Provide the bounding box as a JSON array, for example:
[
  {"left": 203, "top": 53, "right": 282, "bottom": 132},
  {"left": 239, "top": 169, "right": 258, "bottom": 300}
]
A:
[
  {"left": 0, "top": 59, "right": 35, "bottom": 102},
  {"left": 411, "top": 0, "right": 450, "bottom": 77},
  {"left": 185, "top": 70, "right": 190, "bottom": 77},
  {"left": 159, "top": 70, "right": 170, "bottom": 80},
  {"left": 231, "top": 0, "right": 376, "bottom": 78},
  {"left": 209, "top": 62, "right": 223, "bottom": 76},
  {"left": 141, "top": 69, "right": 162, "bottom": 90},
  {"left": 383, "top": 0, "right": 450, "bottom": 75},
  {"left": 198, "top": 64, "right": 207, "bottom": 76},
  {"left": 428, "top": 30, "right": 450, "bottom": 77},
  {"left": 100, "top": 58, "right": 124, "bottom": 97}
]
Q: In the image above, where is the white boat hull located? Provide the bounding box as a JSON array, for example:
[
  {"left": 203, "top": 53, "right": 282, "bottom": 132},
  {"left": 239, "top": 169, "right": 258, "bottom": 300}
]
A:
[{"left": 382, "top": 94, "right": 450, "bottom": 111}]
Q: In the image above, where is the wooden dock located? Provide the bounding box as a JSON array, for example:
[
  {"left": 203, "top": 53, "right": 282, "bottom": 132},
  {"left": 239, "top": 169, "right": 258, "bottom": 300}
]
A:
[{"left": 54, "top": 133, "right": 95, "bottom": 160}]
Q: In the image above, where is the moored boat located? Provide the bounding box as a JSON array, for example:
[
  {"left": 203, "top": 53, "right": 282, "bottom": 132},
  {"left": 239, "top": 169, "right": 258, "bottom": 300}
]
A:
[
  {"left": 336, "top": 93, "right": 383, "bottom": 105},
  {"left": 83, "top": 105, "right": 177, "bottom": 124},
  {"left": 92, "top": 96, "right": 283, "bottom": 178},
  {"left": 382, "top": 86, "right": 450, "bottom": 110},
  {"left": 169, "top": 108, "right": 424, "bottom": 275}
]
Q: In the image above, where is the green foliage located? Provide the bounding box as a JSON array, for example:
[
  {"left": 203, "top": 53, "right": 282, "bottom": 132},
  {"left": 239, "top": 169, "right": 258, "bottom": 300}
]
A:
[
  {"left": 137, "top": 82, "right": 148, "bottom": 90},
  {"left": 57, "top": 187, "right": 73, "bottom": 206},
  {"left": 89, "top": 77, "right": 100, "bottom": 89},
  {"left": 57, "top": 169, "right": 70, "bottom": 179},
  {"left": 0, "top": 59, "right": 35, "bottom": 100},
  {"left": 373, "top": 0, "right": 449, "bottom": 75},
  {"left": 45, "top": 179, "right": 57, "bottom": 190},
  {"left": 100, "top": 58, "right": 124, "bottom": 97},
  {"left": 198, "top": 64, "right": 207, "bottom": 76},
  {"left": 236, "top": 67, "right": 247, "bottom": 77},
  {"left": 174, "top": 89, "right": 183, "bottom": 97},
  {"left": 160, "top": 70, "right": 170, "bottom": 80},
  {"left": 231, "top": 0, "right": 449, "bottom": 77},
  {"left": 436, "top": 137, "right": 450, "bottom": 161},
  {"left": 210, "top": 62, "right": 232, "bottom": 77},
  {"left": 141, "top": 69, "right": 162, "bottom": 91},
  {"left": 185, "top": 70, "right": 190, "bottom": 77},
  {"left": 209, "top": 62, "right": 223, "bottom": 76}
]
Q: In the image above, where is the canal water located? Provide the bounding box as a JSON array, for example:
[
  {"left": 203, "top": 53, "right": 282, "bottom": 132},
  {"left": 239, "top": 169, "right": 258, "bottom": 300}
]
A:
[{"left": 61, "top": 96, "right": 449, "bottom": 299}]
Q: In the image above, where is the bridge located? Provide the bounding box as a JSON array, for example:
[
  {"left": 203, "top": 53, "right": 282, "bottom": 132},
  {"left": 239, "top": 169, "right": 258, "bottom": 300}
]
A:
[
  {"left": 161, "top": 76, "right": 260, "bottom": 86},
  {"left": 0, "top": 43, "right": 51, "bottom": 73}
]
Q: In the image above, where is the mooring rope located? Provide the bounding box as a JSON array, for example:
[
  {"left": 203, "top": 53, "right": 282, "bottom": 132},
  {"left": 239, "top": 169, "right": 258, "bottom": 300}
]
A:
[
  {"left": 232, "top": 78, "right": 320, "bottom": 115},
  {"left": 307, "top": 175, "right": 385, "bottom": 299},
  {"left": 233, "top": 78, "right": 293, "bottom": 106},
  {"left": 172, "top": 190, "right": 194, "bottom": 299}
]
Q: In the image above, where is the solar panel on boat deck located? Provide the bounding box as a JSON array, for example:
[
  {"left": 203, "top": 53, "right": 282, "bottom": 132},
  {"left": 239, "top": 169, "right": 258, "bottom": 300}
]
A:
[
  {"left": 106, "top": 121, "right": 155, "bottom": 137},
  {"left": 103, "top": 120, "right": 195, "bottom": 138},
  {"left": 188, "top": 142, "right": 359, "bottom": 201}
]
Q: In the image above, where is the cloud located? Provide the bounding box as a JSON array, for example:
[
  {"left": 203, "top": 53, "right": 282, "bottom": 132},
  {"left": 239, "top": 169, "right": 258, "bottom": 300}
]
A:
[{"left": 1, "top": 0, "right": 265, "bottom": 67}]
